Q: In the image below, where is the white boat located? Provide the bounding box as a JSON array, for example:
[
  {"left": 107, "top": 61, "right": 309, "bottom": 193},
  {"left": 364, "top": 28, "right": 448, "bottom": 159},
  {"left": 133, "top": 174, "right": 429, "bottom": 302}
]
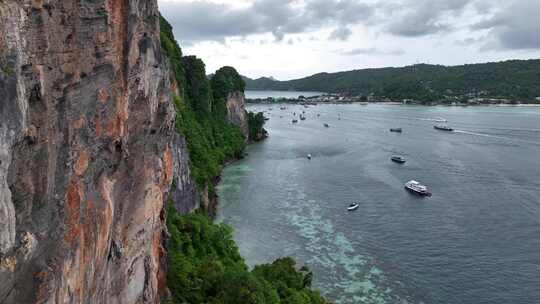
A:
[
  {"left": 307, "top": 154, "right": 312, "bottom": 160},
  {"left": 435, "top": 117, "right": 447, "bottom": 123},
  {"left": 404, "top": 180, "right": 431, "bottom": 196},
  {"left": 348, "top": 203, "right": 359, "bottom": 211}
]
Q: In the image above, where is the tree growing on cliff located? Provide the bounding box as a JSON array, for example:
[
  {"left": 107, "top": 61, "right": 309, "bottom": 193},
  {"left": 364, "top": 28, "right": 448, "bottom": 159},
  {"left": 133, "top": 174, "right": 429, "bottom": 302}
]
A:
[
  {"left": 210, "top": 66, "right": 246, "bottom": 119},
  {"left": 247, "top": 111, "right": 267, "bottom": 142},
  {"left": 183, "top": 56, "right": 213, "bottom": 117},
  {"left": 211, "top": 66, "right": 246, "bottom": 99}
]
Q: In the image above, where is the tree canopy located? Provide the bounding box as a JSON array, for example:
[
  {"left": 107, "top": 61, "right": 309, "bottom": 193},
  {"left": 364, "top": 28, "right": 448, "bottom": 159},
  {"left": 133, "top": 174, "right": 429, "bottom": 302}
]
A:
[{"left": 245, "top": 60, "right": 540, "bottom": 101}]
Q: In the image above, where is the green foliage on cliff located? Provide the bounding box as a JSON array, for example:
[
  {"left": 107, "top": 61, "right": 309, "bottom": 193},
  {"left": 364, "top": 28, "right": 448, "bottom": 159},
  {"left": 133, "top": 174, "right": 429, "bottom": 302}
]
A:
[
  {"left": 161, "top": 16, "right": 246, "bottom": 192},
  {"left": 161, "top": 15, "right": 328, "bottom": 304},
  {"left": 247, "top": 111, "right": 266, "bottom": 142},
  {"left": 183, "top": 56, "right": 214, "bottom": 117},
  {"left": 211, "top": 66, "right": 247, "bottom": 119},
  {"left": 166, "top": 205, "right": 330, "bottom": 304},
  {"left": 245, "top": 59, "right": 540, "bottom": 101},
  {"left": 160, "top": 16, "right": 185, "bottom": 90},
  {"left": 211, "top": 66, "right": 246, "bottom": 100},
  {"left": 172, "top": 94, "right": 245, "bottom": 191}
]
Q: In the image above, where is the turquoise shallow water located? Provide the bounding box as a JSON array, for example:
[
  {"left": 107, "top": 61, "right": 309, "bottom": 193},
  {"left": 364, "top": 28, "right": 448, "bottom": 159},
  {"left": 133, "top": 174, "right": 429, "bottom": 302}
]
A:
[{"left": 217, "top": 104, "right": 540, "bottom": 304}]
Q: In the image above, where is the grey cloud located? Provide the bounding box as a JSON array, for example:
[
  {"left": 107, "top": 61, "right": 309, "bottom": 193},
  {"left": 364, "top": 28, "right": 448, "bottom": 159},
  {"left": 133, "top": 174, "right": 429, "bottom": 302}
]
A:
[
  {"left": 159, "top": 0, "right": 540, "bottom": 51},
  {"left": 385, "top": 0, "right": 471, "bottom": 37},
  {"left": 329, "top": 27, "right": 352, "bottom": 41},
  {"left": 337, "top": 47, "right": 405, "bottom": 56},
  {"left": 158, "top": 0, "right": 374, "bottom": 43},
  {"left": 472, "top": 1, "right": 540, "bottom": 50},
  {"left": 454, "top": 37, "right": 485, "bottom": 47}
]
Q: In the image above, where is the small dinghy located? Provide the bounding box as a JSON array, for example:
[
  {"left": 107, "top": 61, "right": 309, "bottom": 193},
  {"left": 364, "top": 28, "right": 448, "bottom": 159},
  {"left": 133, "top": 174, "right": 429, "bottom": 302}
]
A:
[
  {"left": 348, "top": 203, "right": 359, "bottom": 211},
  {"left": 391, "top": 156, "right": 406, "bottom": 164}
]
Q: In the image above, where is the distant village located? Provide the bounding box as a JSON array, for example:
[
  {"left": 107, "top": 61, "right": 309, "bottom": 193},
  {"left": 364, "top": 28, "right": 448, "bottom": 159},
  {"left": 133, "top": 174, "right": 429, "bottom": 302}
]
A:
[{"left": 246, "top": 92, "right": 540, "bottom": 106}]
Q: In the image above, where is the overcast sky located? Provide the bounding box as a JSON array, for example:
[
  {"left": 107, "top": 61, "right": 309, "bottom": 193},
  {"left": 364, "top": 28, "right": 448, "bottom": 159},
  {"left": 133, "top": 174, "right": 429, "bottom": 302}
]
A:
[{"left": 158, "top": 0, "right": 540, "bottom": 80}]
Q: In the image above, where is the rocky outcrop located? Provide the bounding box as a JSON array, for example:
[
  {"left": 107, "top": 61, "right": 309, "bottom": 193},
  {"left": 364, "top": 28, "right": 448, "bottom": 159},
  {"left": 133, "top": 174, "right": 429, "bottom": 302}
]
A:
[
  {"left": 0, "top": 1, "right": 177, "bottom": 303},
  {"left": 226, "top": 91, "right": 249, "bottom": 139},
  {"left": 253, "top": 128, "right": 269, "bottom": 142}
]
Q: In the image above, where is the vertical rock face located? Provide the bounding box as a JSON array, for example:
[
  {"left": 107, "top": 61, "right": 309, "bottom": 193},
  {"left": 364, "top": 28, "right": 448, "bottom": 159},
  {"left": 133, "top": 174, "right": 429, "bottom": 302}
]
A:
[
  {"left": 226, "top": 91, "right": 249, "bottom": 140},
  {"left": 169, "top": 134, "right": 199, "bottom": 214},
  {"left": 0, "top": 1, "right": 175, "bottom": 303}
]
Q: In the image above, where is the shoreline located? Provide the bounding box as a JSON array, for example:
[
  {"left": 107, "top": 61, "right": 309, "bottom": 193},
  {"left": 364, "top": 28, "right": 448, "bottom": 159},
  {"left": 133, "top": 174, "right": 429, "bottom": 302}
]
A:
[
  {"left": 247, "top": 100, "right": 540, "bottom": 107},
  {"left": 208, "top": 137, "right": 267, "bottom": 220}
]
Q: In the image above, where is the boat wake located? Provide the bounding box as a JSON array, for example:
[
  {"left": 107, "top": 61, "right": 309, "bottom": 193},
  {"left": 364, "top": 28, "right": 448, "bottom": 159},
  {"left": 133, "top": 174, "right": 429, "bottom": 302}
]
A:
[
  {"left": 453, "top": 129, "right": 540, "bottom": 146},
  {"left": 406, "top": 116, "right": 448, "bottom": 123}
]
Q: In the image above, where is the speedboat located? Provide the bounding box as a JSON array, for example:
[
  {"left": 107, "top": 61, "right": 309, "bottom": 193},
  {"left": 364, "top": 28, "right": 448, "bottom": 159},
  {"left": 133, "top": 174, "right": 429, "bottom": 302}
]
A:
[
  {"left": 390, "top": 128, "right": 402, "bottom": 133},
  {"left": 391, "top": 156, "right": 406, "bottom": 164},
  {"left": 348, "top": 203, "right": 359, "bottom": 211},
  {"left": 404, "top": 180, "right": 431, "bottom": 196},
  {"left": 434, "top": 125, "right": 453, "bottom": 131}
]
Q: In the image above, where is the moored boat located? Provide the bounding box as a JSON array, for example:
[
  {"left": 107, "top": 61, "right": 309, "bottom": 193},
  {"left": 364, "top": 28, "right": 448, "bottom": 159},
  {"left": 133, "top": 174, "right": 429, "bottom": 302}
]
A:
[
  {"left": 292, "top": 119, "right": 298, "bottom": 124},
  {"left": 324, "top": 123, "right": 330, "bottom": 128}
]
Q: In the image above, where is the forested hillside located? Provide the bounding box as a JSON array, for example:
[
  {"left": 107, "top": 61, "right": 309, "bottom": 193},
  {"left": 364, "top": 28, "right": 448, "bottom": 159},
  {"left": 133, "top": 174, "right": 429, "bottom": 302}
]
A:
[{"left": 245, "top": 60, "right": 540, "bottom": 102}]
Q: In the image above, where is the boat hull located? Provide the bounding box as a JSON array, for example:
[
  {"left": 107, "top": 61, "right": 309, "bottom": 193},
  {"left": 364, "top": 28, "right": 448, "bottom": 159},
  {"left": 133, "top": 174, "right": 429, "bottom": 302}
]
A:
[
  {"left": 434, "top": 126, "right": 453, "bottom": 131},
  {"left": 347, "top": 205, "right": 359, "bottom": 211},
  {"left": 405, "top": 186, "right": 432, "bottom": 197}
]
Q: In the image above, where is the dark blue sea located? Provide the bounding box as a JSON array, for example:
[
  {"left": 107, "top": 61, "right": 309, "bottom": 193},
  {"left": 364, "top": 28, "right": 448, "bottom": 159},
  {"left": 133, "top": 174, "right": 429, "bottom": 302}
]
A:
[{"left": 217, "top": 104, "right": 540, "bottom": 304}]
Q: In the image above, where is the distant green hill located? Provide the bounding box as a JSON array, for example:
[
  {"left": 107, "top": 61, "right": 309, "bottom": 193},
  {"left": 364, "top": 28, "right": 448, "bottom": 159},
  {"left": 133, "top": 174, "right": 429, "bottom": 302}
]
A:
[{"left": 244, "top": 59, "right": 540, "bottom": 102}]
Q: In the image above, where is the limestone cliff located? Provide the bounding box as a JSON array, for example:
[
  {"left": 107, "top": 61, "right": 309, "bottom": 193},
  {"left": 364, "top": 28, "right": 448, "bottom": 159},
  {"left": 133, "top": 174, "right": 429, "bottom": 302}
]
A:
[
  {"left": 226, "top": 91, "right": 249, "bottom": 140},
  {"left": 169, "top": 133, "right": 199, "bottom": 214},
  {"left": 0, "top": 1, "right": 180, "bottom": 303}
]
